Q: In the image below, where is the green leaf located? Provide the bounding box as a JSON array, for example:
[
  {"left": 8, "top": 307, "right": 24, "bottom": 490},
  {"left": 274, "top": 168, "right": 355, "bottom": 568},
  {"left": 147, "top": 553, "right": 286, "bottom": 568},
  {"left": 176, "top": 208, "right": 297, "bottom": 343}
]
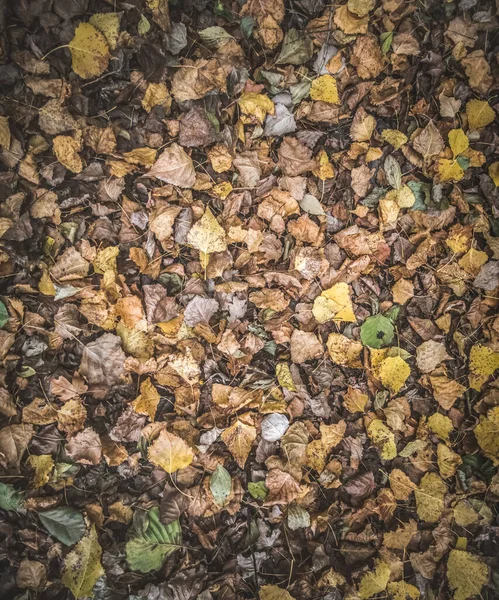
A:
[
  {"left": 240, "top": 15, "right": 255, "bottom": 40},
  {"left": 407, "top": 181, "right": 429, "bottom": 211},
  {"left": 384, "top": 155, "right": 401, "bottom": 190},
  {"left": 210, "top": 464, "right": 232, "bottom": 505},
  {"left": 248, "top": 481, "right": 268, "bottom": 500},
  {"left": 276, "top": 29, "right": 313, "bottom": 65},
  {"left": 0, "top": 482, "right": 24, "bottom": 511},
  {"left": 380, "top": 31, "right": 393, "bottom": 54},
  {"left": 384, "top": 305, "right": 401, "bottom": 324},
  {"left": 0, "top": 301, "right": 8, "bottom": 328},
  {"left": 199, "top": 26, "right": 233, "bottom": 49},
  {"left": 360, "top": 314, "right": 395, "bottom": 349},
  {"left": 456, "top": 155, "right": 470, "bottom": 170},
  {"left": 39, "top": 507, "right": 86, "bottom": 546},
  {"left": 17, "top": 366, "right": 36, "bottom": 378},
  {"left": 138, "top": 14, "right": 150, "bottom": 36},
  {"left": 126, "top": 508, "right": 181, "bottom": 573}
]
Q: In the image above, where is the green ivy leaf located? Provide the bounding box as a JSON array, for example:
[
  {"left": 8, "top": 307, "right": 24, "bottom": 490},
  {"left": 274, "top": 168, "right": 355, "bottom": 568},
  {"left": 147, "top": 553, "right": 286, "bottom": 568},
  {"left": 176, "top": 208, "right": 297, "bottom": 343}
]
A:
[
  {"left": 0, "top": 482, "right": 24, "bottom": 511},
  {"left": 126, "top": 508, "right": 181, "bottom": 573},
  {"left": 210, "top": 464, "right": 232, "bottom": 505},
  {"left": 360, "top": 314, "right": 395, "bottom": 349}
]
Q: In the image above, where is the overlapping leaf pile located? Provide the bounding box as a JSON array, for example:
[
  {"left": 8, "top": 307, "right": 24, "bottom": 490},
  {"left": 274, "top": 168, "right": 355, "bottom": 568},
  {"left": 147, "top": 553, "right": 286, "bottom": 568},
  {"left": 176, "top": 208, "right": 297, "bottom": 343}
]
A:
[{"left": 0, "top": 0, "right": 499, "bottom": 598}]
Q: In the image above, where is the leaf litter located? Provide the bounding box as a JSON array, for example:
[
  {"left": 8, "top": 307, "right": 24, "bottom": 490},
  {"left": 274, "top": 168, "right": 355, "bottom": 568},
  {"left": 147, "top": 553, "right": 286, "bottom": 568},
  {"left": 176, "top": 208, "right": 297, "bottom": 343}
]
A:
[{"left": 0, "top": 0, "right": 499, "bottom": 599}]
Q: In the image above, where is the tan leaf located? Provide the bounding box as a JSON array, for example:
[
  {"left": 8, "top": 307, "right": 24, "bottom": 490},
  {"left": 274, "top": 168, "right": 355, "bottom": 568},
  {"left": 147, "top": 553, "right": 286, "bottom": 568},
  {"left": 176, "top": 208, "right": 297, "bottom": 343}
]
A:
[
  {"left": 147, "top": 143, "right": 196, "bottom": 187},
  {"left": 0, "top": 424, "right": 34, "bottom": 472},
  {"left": 220, "top": 413, "right": 257, "bottom": 468},
  {"left": 131, "top": 377, "right": 160, "bottom": 421}
]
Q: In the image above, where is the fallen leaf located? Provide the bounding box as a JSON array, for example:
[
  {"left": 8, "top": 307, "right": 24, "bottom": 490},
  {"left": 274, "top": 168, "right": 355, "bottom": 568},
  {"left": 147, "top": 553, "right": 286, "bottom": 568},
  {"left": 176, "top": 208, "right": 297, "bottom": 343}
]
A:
[
  {"left": 147, "top": 143, "right": 196, "bottom": 187},
  {"left": 69, "top": 22, "right": 110, "bottom": 80},
  {"left": 61, "top": 525, "right": 104, "bottom": 598},
  {"left": 147, "top": 429, "right": 194, "bottom": 473}
]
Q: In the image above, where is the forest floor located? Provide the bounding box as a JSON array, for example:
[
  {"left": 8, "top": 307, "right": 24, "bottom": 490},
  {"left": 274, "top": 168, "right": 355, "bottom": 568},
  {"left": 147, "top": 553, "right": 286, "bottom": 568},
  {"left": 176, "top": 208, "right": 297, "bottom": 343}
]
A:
[{"left": 0, "top": 1, "right": 499, "bottom": 599}]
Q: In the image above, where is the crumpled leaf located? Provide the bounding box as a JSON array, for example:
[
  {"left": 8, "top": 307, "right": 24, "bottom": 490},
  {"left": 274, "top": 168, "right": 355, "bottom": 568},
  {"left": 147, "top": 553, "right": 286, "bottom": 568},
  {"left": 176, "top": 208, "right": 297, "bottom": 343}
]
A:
[{"left": 367, "top": 420, "right": 397, "bottom": 460}]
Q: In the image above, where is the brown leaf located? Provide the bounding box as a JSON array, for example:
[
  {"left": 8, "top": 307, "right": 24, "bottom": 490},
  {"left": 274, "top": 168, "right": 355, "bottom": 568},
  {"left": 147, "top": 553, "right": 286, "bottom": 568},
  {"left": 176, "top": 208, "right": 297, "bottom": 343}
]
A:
[
  {"left": 278, "top": 137, "right": 318, "bottom": 176},
  {"left": 66, "top": 427, "right": 102, "bottom": 465},
  {"left": 147, "top": 143, "right": 196, "bottom": 188},
  {"left": 0, "top": 424, "right": 34, "bottom": 472}
]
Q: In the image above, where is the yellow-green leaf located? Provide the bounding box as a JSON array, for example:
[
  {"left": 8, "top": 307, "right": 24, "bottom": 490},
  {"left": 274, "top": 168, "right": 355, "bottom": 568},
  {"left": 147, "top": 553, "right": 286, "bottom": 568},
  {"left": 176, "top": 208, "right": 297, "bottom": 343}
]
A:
[{"left": 61, "top": 525, "right": 104, "bottom": 598}]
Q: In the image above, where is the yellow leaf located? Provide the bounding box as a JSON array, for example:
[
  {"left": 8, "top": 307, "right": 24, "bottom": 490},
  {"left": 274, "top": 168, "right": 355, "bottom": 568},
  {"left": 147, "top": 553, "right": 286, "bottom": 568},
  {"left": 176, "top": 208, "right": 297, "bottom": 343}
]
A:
[
  {"left": 381, "top": 129, "right": 408, "bottom": 149},
  {"left": 367, "top": 419, "right": 397, "bottom": 460},
  {"left": 358, "top": 560, "right": 390, "bottom": 599},
  {"left": 259, "top": 585, "right": 295, "bottom": 600},
  {"left": 141, "top": 82, "right": 172, "bottom": 113},
  {"left": 343, "top": 386, "right": 368, "bottom": 413},
  {"left": 327, "top": 333, "right": 363, "bottom": 367},
  {"left": 187, "top": 207, "right": 227, "bottom": 255},
  {"left": 458, "top": 248, "right": 488, "bottom": 276},
  {"left": 454, "top": 499, "right": 481, "bottom": 527},
  {"left": 436, "top": 158, "right": 464, "bottom": 182},
  {"left": 220, "top": 413, "right": 257, "bottom": 468},
  {"left": 53, "top": 135, "right": 83, "bottom": 173},
  {"left": 312, "top": 282, "right": 356, "bottom": 324},
  {"left": 276, "top": 363, "right": 297, "bottom": 392},
  {"left": 93, "top": 246, "right": 119, "bottom": 275},
  {"left": 238, "top": 92, "right": 275, "bottom": 124},
  {"left": 446, "top": 224, "right": 472, "bottom": 254},
  {"left": 211, "top": 181, "right": 232, "bottom": 199},
  {"left": 466, "top": 99, "right": 495, "bottom": 130},
  {"left": 312, "top": 149, "right": 334, "bottom": 180},
  {"left": 448, "top": 128, "right": 469, "bottom": 158},
  {"left": 447, "top": 550, "right": 489, "bottom": 600},
  {"left": 428, "top": 412, "right": 453, "bottom": 441},
  {"left": 379, "top": 356, "right": 410, "bottom": 394},
  {"left": 123, "top": 147, "right": 157, "bottom": 167},
  {"left": 396, "top": 184, "right": 416, "bottom": 208},
  {"left": 132, "top": 378, "right": 160, "bottom": 421},
  {"left": 27, "top": 454, "right": 54, "bottom": 488},
  {"left": 306, "top": 439, "right": 328, "bottom": 472},
  {"left": 147, "top": 429, "right": 194, "bottom": 473},
  {"left": 39, "top": 267, "right": 56, "bottom": 295},
  {"left": 62, "top": 525, "right": 104, "bottom": 598},
  {"left": 387, "top": 581, "right": 420, "bottom": 600},
  {"left": 488, "top": 161, "right": 499, "bottom": 186},
  {"left": 207, "top": 145, "right": 233, "bottom": 173},
  {"left": 348, "top": 0, "right": 375, "bottom": 17},
  {"left": 474, "top": 407, "right": 499, "bottom": 464},
  {"left": 69, "top": 22, "right": 110, "bottom": 80},
  {"left": 89, "top": 12, "right": 121, "bottom": 50},
  {"left": 365, "top": 147, "right": 383, "bottom": 162},
  {"left": 415, "top": 472, "right": 447, "bottom": 523},
  {"left": 469, "top": 344, "right": 499, "bottom": 391},
  {"left": 310, "top": 75, "right": 339, "bottom": 104},
  {"left": 389, "top": 468, "right": 416, "bottom": 500},
  {"left": 0, "top": 116, "right": 11, "bottom": 149},
  {"left": 437, "top": 443, "right": 462, "bottom": 479}
]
